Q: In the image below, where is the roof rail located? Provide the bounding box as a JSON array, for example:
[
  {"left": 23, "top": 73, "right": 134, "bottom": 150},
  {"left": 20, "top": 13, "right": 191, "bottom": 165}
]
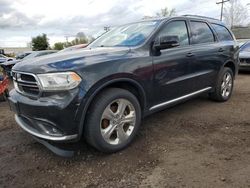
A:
[{"left": 182, "top": 15, "right": 220, "bottom": 21}]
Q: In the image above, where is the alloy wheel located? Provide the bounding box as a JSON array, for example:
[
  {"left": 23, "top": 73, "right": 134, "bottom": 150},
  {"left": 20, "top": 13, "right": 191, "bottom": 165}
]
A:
[
  {"left": 221, "top": 72, "right": 233, "bottom": 98},
  {"left": 100, "top": 99, "right": 136, "bottom": 145}
]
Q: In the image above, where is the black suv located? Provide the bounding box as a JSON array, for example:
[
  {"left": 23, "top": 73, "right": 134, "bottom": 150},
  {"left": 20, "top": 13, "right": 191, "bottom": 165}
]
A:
[{"left": 9, "top": 15, "right": 239, "bottom": 153}]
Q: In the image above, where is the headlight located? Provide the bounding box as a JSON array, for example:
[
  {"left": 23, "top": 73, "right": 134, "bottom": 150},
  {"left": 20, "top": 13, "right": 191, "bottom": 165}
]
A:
[{"left": 37, "top": 72, "right": 81, "bottom": 91}]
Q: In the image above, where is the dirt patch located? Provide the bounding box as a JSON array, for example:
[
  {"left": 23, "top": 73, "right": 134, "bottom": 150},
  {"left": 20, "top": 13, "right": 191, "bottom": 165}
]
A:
[{"left": 0, "top": 73, "right": 250, "bottom": 188}]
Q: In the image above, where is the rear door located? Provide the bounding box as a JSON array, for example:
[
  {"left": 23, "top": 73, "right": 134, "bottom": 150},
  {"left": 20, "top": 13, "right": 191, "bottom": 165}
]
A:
[
  {"left": 211, "top": 23, "right": 237, "bottom": 67},
  {"left": 187, "top": 20, "right": 220, "bottom": 91}
]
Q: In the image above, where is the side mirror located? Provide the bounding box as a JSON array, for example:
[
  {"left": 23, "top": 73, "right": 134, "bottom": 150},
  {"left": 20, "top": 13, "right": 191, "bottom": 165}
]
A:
[{"left": 154, "top": 35, "right": 180, "bottom": 50}]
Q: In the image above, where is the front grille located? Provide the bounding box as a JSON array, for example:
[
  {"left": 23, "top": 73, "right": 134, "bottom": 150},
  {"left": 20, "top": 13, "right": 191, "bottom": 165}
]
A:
[
  {"left": 240, "top": 58, "right": 250, "bottom": 64},
  {"left": 12, "top": 71, "right": 40, "bottom": 97}
]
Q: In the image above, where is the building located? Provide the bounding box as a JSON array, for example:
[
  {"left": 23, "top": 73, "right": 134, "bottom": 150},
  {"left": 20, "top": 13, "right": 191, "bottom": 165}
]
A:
[
  {"left": 1, "top": 47, "right": 32, "bottom": 55},
  {"left": 232, "top": 27, "right": 250, "bottom": 39}
]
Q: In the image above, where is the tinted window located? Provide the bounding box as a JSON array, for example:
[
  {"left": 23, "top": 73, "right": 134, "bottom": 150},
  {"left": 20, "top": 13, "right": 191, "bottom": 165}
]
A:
[
  {"left": 190, "top": 21, "right": 214, "bottom": 44},
  {"left": 157, "top": 21, "right": 189, "bottom": 46},
  {"left": 212, "top": 24, "right": 233, "bottom": 41}
]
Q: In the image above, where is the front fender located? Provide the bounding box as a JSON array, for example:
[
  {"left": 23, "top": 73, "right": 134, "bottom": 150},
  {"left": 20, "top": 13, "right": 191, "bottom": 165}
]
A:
[{"left": 75, "top": 74, "right": 147, "bottom": 138}]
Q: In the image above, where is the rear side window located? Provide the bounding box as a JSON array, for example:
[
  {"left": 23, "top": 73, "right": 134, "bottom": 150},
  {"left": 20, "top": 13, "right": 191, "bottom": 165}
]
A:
[
  {"left": 212, "top": 24, "right": 233, "bottom": 41},
  {"left": 190, "top": 21, "right": 215, "bottom": 44},
  {"left": 157, "top": 21, "right": 189, "bottom": 46}
]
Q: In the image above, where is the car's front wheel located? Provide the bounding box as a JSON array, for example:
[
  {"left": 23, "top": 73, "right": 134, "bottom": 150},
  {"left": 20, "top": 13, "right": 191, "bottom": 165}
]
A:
[
  {"left": 84, "top": 88, "right": 141, "bottom": 153},
  {"left": 210, "top": 67, "right": 234, "bottom": 102}
]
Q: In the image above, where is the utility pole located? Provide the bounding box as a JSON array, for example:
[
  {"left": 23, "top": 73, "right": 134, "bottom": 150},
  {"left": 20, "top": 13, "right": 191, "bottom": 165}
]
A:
[
  {"left": 104, "top": 26, "right": 110, "bottom": 32},
  {"left": 216, "top": 0, "right": 230, "bottom": 21}
]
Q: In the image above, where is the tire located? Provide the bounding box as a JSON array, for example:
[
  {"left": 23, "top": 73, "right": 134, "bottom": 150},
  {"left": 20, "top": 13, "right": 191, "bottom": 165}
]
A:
[
  {"left": 0, "top": 90, "right": 9, "bottom": 102},
  {"left": 210, "top": 67, "right": 234, "bottom": 102},
  {"left": 84, "top": 88, "right": 142, "bottom": 153},
  {"left": 0, "top": 94, "right": 5, "bottom": 102}
]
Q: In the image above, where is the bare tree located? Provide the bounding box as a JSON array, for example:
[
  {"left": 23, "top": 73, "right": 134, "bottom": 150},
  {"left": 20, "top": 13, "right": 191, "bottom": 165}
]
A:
[
  {"left": 143, "top": 7, "right": 176, "bottom": 20},
  {"left": 223, "top": 0, "right": 248, "bottom": 28},
  {"left": 156, "top": 7, "right": 177, "bottom": 17}
]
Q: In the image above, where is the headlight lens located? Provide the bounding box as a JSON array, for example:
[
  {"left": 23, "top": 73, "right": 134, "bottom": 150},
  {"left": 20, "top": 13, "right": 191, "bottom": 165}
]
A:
[{"left": 37, "top": 72, "right": 81, "bottom": 91}]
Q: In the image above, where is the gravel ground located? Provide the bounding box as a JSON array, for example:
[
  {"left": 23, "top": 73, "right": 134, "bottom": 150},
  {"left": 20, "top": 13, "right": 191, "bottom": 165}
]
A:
[{"left": 0, "top": 73, "right": 250, "bottom": 188}]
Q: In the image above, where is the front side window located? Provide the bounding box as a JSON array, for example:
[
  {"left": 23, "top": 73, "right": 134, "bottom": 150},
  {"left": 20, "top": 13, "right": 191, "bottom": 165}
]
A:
[
  {"left": 157, "top": 20, "right": 189, "bottom": 46},
  {"left": 89, "top": 21, "right": 160, "bottom": 48},
  {"left": 190, "top": 21, "right": 215, "bottom": 44},
  {"left": 212, "top": 24, "right": 233, "bottom": 41}
]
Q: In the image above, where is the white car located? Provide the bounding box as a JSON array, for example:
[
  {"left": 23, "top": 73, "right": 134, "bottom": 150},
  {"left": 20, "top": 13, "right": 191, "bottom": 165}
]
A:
[
  {"left": 0, "top": 54, "right": 15, "bottom": 64},
  {"left": 238, "top": 40, "right": 250, "bottom": 70}
]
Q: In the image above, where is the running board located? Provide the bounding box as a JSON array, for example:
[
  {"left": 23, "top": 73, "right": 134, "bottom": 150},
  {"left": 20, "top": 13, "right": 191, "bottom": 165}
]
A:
[{"left": 150, "top": 87, "right": 212, "bottom": 111}]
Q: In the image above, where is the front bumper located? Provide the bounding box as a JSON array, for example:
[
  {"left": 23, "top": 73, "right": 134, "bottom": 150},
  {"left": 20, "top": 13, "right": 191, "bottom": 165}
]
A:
[
  {"left": 8, "top": 87, "right": 86, "bottom": 142},
  {"left": 15, "top": 115, "right": 78, "bottom": 141}
]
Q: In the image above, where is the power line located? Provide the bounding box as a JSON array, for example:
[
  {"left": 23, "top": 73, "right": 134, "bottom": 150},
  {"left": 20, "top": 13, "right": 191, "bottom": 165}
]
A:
[{"left": 216, "top": 0, "right": 230, "bottom": 21}]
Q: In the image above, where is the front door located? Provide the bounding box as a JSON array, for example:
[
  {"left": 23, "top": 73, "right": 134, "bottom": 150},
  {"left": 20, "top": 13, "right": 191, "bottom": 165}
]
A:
[{"left": 152, "top": 20, "right": 194, "bottom": 107}]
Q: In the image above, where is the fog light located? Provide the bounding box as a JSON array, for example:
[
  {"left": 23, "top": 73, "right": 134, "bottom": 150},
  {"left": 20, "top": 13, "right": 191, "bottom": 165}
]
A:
[{"left": 36, "top": 122, "right": 63, "bottom": 136}]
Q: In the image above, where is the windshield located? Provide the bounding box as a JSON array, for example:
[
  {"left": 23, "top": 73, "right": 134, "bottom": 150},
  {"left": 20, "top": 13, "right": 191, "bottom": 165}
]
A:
[
  {"left": 240, "top": 42, "right": 250, "bottom": 52},
  {"left": 16, "top": 52, "right": 32, "bottom": 60},
  {"left": 89, "top": 21, "right": 160, "bottom": 48}
]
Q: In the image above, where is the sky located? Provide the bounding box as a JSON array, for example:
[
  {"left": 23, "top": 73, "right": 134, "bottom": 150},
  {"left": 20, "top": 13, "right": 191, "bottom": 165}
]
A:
[{"left": 0, "top": 0, "right": 249, "bottom": 47}]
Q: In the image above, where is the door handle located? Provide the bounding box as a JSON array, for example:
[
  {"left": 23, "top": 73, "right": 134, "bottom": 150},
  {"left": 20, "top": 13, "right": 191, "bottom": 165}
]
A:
[
  {"left": 186, "top": 52, "right": 194, "bottom": 57},
  {"left": 218, "top": 48, "right": 224, "bottom": 52}
]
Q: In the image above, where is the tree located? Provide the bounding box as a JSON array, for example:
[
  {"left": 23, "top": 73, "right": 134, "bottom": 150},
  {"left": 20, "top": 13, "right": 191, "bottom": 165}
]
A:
[
  {"left": 75, "top": 32, "right": 88, "bottom": 44},
  {"left": 76, "top": 32, "right": 86, "bottom": 39},
  {"left": 53, "top": 42, "right": 64, "bottom": 50},
  {"left": 156, "top": 7, "right": 177, "bottom": 17},
  {"left": 64, "top": 32, "right": 89, "bottom": 47},
  {"left": 143, "top": 7, "right": 177, "bottom": 20},
  {"left": 31, "top": 34, "right": 49, "bottom": 51},
  {"left": 223, "top": 0, "right": 248, "bottom": 28}
]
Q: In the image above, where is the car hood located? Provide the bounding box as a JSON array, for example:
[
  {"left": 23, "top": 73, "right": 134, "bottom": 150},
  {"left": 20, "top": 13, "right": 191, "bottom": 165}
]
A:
[
  {"left": 0, "top": 58, "right": 6, "bottom": 63},
  {"left": 239, "top": 51, "right": 250, "bottom": 59},
  {"left": 13, "top": 47, "right": 131, "bottom": 74}
]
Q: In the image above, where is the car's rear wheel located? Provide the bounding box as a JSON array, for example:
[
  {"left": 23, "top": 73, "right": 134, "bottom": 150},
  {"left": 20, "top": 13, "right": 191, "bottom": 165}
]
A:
[
  {"left": 84, "top": 88, "right": 141, "bottom": 153},
  {"left": 210, "top": 67, "right": 234, "bottom": 102}
]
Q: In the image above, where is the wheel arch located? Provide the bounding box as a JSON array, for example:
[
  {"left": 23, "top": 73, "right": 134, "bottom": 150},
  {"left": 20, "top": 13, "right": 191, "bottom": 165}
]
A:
[
  {"left": 223, "top": 60, "right": 236, "bottom": 76},
  {"left": 77, "top": 77, "right": 147, "bottom": 138}
]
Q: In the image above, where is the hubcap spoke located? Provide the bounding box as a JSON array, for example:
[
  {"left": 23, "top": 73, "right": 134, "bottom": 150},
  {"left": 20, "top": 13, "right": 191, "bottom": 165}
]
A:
[
  {"left": 102, "top": 124, "right": 117, "bottom": 140},
  {"left": 117, "top": 99, "right": 127, "bottom": 116},
  {"left": 222, "top": 88, "right": 226, "bottom": 96},
  {"left": 117, "top": 126, "right": 129, "bottom": 143},
  {"left": 121, "top": 111, "right": 136, "bottom": 124},
  {"left": 226, "top": 74, "right": 231, "bottom": 83},
  {"left": 103, "top": 108, "right": 115, "bottom": 120}
]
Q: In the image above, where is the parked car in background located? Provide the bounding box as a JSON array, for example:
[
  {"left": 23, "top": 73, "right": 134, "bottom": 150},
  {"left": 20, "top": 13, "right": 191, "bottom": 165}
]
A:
[
  {"left": 1, "top": 50, "right": 58, "bottom": 76},
  {"left": 58, "top": 44, "right": 88, "bottom": 53},
  {"left": 16, "top": 51, "right": 34, "bottom": 60},
  {"left": 0, "top": 54, "right": 15, "bottom": 64},
  {"left": 238, "top": 40, "right": 250, "bottom": 71},
  {"left": 9, "top": 15, "right": 238, "bottom": 155}
]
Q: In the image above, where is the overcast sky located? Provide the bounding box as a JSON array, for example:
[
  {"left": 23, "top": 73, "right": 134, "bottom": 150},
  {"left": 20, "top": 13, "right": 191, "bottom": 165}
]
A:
[{"left": 0, "top": 0, "right": 249, "bottom": 47}]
